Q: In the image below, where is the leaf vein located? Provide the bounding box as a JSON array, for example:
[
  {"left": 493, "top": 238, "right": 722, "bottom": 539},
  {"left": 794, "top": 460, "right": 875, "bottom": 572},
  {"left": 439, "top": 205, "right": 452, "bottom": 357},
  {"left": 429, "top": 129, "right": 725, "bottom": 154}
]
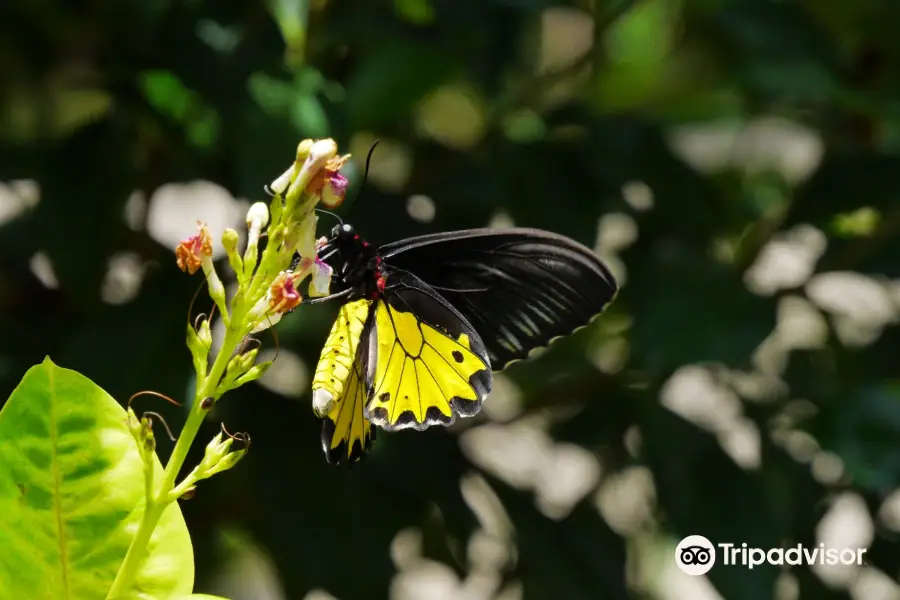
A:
[{"left": 48, "top": 366, "right": 71, "bottom": 599}]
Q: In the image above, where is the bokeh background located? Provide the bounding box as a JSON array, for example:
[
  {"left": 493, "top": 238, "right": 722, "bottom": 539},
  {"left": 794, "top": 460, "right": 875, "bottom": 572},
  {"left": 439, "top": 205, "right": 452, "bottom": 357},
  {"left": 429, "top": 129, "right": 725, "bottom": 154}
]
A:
[{"left": 3, "top": 0, "right": 900, "bottom": 598}]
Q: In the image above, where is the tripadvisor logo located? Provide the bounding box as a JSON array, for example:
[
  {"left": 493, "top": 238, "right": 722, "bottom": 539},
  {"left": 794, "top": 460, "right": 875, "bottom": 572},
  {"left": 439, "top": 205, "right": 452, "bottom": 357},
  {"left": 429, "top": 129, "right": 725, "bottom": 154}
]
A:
[
  {"left": 675, "top": 535, "right": 716, "bottom": 575},
  {"left": 675, "top": 536, "right": 867, "bottom": 576}
]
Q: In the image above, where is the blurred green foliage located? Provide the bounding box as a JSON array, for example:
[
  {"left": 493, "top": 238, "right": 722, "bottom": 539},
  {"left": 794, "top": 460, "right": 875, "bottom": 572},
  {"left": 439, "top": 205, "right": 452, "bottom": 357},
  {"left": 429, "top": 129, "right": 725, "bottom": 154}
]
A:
[{"left": 2, "top": 0, "right": 900, "bottom": 599}]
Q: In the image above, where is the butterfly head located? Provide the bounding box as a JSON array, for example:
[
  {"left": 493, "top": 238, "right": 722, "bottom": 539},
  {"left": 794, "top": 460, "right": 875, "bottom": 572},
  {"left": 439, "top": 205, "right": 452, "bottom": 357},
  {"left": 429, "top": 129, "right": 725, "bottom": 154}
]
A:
[
  {"left": 324, "top": 222, "right": 384, "bottom": 298},
  {"left": 328, "top": 222, "right": 369, "bottom": 257},
  {"left": 331, "top": 222, "right": 355, "bottom": 241},
  {"left": 329, "top": 222, "right": 378, "bottom": 257}
]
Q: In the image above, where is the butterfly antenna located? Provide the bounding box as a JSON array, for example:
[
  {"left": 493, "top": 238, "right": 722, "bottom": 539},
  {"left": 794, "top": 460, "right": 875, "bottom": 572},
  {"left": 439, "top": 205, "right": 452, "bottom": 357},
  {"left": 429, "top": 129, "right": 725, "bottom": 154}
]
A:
[
  {"left": 340, "top": 139, "right": 380, "bottom": 218},
  {"left": 315, "top": 207, "right": 344, "bottom": 226}
]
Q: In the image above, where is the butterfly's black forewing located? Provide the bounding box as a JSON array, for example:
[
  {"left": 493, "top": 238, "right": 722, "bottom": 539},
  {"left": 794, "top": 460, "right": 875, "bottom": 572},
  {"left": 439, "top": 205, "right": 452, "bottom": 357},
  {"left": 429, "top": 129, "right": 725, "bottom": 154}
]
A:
[{"left": 379, "top": 228, "right": 618, "bottom": 371}]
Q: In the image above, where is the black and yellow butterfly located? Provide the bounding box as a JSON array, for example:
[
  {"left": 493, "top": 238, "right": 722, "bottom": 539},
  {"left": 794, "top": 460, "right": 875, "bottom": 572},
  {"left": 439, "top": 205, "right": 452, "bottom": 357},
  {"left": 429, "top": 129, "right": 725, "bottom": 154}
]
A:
[{"left": 303, "top": 224, "right": 618, "bottom": 465}]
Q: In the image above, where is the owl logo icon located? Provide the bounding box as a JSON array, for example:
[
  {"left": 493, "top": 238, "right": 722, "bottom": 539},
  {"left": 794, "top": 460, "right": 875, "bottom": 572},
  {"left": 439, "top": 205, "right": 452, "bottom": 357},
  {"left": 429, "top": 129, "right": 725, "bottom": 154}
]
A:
[{"left": 675, "top": 535, "right": 716, "bottom": 575}]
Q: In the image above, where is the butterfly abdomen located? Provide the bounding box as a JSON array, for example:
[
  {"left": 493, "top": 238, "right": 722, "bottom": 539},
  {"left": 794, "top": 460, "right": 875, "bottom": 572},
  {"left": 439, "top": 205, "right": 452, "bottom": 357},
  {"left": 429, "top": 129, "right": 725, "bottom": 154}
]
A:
[{"left": 311, "top": 298, "right": 372, "bottom": 417}]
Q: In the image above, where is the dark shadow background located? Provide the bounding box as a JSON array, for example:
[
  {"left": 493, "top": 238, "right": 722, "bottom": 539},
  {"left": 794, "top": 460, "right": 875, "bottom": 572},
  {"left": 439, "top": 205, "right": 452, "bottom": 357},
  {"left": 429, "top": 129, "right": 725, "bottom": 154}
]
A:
[{"left": 3, "top": 0, "right": 900, "bottom": 598}]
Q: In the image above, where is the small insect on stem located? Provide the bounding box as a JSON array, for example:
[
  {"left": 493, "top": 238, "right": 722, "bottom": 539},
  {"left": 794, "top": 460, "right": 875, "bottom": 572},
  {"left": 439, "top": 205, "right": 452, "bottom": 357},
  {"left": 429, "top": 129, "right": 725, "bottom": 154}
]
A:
[{"left": 199, "top": 397, "right": 215, "bottom": 410}]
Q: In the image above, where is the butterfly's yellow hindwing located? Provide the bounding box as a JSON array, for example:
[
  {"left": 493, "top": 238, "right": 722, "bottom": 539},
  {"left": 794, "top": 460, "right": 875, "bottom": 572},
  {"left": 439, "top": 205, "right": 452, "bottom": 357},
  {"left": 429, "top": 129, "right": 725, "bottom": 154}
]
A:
[
  {"left": 364, "top": 299, "right": 491, "bottom": 431},
  {"left": 311, "top": 298, "right": 370, "bottom": 408},
  {"left": 312, "top": 298, "right": 375, "bottom": 464}
]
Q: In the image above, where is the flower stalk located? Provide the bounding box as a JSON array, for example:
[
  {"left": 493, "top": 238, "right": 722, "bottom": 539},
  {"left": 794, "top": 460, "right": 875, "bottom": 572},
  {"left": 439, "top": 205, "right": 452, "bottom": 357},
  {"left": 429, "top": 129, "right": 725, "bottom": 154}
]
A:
[{"left": 105, "top": 138, "right": 351, "bottom": 599}]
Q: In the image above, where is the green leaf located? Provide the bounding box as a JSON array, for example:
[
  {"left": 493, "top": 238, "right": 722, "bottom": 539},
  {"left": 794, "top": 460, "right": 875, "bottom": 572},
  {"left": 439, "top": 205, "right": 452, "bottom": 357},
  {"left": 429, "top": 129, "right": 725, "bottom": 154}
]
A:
[
  {"left": 139, "top": 71, "right": 196, "bottom": 123},
  {"left": 0, "top": 358, "right": 194, "bottom": 599},
  {"left": 270, "top": 0, "right": 308, "bottom": 67},
  {"left": 830, "top": 206, "right": 881, "bottom": 238},
  {"left": 344, "top": 41, "right": 459, "bottom": 130},
  {"left": 138, "top": 70, "right": 220, "bottom": 149},
  {"left": 247, "top": 73, "right": 295, "bottom": 117},
  {"left": 597, "top": 0, "right": 680, "bottom": 110},
  {"left": 393, "top": 0, "right": 436, "bottom": 25},
  {"left": 290, "top": 93, "right": 329, "bottom": 138}
]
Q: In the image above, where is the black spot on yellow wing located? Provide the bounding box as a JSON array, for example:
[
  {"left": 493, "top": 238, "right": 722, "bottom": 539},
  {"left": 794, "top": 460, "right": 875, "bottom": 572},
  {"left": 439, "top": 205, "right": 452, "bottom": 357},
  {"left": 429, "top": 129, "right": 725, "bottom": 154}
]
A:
[
  {"left": 312, "top": 299, "right": 376, "bottom": 465},
  {"left": 363, "top": 291, "right": 491, "bottom": 432}
]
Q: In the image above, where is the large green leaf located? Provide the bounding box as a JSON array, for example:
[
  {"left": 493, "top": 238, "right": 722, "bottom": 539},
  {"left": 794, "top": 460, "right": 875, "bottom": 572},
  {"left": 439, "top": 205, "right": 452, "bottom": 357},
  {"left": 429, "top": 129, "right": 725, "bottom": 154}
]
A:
[{"left": 0, "top": 358, "right": 194, "bottom": 599}]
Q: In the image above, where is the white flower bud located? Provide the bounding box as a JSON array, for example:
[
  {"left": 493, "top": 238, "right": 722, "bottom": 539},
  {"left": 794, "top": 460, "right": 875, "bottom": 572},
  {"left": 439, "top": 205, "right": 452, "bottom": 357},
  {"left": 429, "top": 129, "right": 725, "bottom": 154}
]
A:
[
  {"left": 246, "top": 202, "right": 269, "bottom": 229},
  {"left": 308, "top": 138, "right": 338, "bottom": 163},
  {"left": 269, "top": 164, "right": 296, "bottom": 195},
  {"left": 201, "top": 259, "right": 228, "bottom": 325}
]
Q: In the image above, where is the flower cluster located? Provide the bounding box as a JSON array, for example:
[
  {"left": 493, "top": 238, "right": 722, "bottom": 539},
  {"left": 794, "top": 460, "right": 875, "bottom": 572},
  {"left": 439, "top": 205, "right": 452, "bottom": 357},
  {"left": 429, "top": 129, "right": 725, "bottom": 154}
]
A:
[
  {"left": 177, "top": 138, "right": 351, "bottom": 406},
  {"left": 168, "top": 428, "right": 251, "bottom": 501},
  {"left": 107, "top": 139, "right": 354, "bottom": 600}
]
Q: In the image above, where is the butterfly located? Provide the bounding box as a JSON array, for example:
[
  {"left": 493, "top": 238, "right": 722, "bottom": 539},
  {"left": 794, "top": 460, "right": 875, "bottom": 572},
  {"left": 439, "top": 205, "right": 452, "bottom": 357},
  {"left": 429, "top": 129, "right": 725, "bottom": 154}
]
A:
[{"left": 301, "top": 223, "right": 618, "bottom": 465}]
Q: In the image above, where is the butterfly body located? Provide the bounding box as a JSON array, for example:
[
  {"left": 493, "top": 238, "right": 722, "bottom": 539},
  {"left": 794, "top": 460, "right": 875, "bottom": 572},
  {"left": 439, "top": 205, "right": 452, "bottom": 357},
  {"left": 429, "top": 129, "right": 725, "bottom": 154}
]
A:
[
  {"left": 324, "top": 224, "right": 386, "bottom": 300},
  {"left": 307, "top": 224, "right": 618, "bottom": 465}
]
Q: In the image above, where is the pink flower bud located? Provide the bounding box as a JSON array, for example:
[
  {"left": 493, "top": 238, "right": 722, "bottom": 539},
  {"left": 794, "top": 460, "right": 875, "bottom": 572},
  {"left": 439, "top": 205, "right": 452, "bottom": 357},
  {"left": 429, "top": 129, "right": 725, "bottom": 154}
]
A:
[{"left": 176, "top": 222, "right": 213, "bottom": 275}]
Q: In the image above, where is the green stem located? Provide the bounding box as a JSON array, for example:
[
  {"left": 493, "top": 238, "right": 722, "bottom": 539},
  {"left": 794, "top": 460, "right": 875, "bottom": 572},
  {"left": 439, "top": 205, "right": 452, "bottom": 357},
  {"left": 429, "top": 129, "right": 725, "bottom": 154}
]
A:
[
  {"left": 104, "top": 499, "right": 163, "bottom": 600},
  {"left": 105, "top": 327, "right": 241, "bottom": 599}
]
